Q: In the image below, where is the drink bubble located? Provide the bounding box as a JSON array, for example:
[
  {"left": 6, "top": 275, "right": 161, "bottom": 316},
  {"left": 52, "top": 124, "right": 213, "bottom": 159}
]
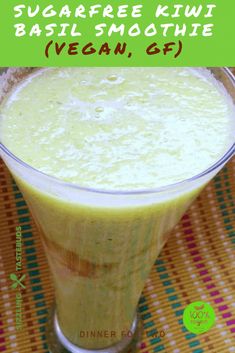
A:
[
  {"left": 107, "top": 75, "right": 118, "bottom": 82},
  {"left": 95, "top": 107, "right": 104, "bottom": 113}
]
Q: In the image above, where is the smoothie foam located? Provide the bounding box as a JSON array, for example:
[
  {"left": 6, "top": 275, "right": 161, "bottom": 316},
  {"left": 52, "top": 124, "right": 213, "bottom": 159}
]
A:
[{"left": 1, "top": 67, "right": 234, "bottom": 191}]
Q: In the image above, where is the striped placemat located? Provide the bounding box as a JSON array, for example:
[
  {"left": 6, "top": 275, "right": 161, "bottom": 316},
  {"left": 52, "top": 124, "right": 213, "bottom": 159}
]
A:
[{"left": 0, "top": 155, "right": 235, "bottom": 353}]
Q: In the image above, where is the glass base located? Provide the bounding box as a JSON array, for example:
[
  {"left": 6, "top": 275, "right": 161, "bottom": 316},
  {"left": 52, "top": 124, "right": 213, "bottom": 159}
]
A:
[{"left": 46, "top": 306, "right": 142, "bottom": 353}]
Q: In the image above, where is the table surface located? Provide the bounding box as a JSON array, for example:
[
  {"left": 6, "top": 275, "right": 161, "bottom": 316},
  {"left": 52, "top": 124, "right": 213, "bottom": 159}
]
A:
[{"left": 0, "top": 71, "right": 235, "bottom": 353}]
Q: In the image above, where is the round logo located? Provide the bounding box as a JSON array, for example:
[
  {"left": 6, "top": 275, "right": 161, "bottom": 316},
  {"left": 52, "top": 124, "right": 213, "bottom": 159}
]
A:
[{"left": 183, "top": 301, "right": 216, "bottom": 334}]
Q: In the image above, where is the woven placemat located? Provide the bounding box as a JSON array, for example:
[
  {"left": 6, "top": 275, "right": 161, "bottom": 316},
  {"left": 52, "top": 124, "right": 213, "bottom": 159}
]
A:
[{"left": 0, "top": 155, "right": 235, "bottom": 353}]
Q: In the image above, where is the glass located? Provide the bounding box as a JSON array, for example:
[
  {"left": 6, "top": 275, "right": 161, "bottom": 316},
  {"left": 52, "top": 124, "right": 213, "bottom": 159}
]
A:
[{"left": 0, "top": 68, "right": 234, "bottom": 353}]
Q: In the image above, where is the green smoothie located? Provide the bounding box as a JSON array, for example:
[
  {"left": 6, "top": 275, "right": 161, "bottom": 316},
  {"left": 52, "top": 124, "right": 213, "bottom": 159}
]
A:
[{"left": 0, "top": 68, "right": 234, "bottom": 349}]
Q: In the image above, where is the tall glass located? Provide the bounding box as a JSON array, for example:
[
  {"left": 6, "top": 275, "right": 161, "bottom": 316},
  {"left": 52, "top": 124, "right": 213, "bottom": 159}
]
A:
[{"left": 0, "top": 68, "right": 234, "bottom": 353}]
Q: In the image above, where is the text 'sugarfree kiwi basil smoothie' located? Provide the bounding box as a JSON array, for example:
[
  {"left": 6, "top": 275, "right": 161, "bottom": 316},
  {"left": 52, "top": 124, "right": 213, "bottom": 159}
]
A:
[{"left": 0, "top": 68, "right": 234, "bottom": 351}]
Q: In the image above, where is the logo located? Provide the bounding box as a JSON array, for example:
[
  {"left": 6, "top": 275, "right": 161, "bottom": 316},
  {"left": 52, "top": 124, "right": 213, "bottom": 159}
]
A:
[
  {"left": 10, "top": 273, "right": 26, "bottom": 289},
  {"left": 183, "top": 301, "right": 216, "bottom": 334},
  {"left": 10, "top": 226, "right": 25, "bottom": 330}
]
